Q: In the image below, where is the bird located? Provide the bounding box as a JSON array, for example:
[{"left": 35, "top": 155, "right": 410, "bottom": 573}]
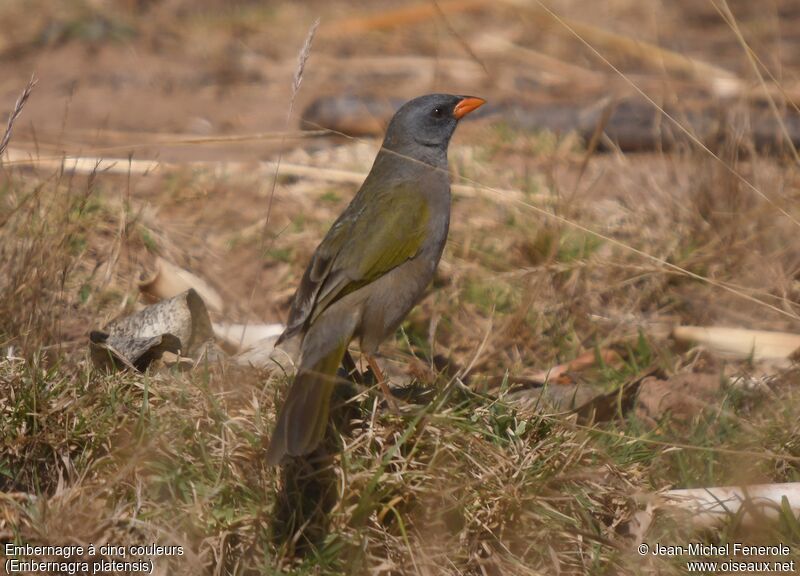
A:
[{"left": 266, "top": 93, "right": 486, "bottom": 465}]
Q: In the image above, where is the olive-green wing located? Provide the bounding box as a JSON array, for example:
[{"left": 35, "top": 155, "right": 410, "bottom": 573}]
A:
[
  {"left": 311, "top": 189, "right": 430, "bottom": 319},
  {"left": 279, "top": 183, "right": 429, "bottom": 341}
]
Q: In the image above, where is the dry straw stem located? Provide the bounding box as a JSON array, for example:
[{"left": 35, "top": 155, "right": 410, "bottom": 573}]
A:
[
  {"left": 500, "top": 0, "right": 741, "bottom": 97},
  {"left": 474, "top": 33, "right": 602, "bottom": 86},
  {"left": 496, "top": 183, "right": 800, "bottom": 322},
  {"left": 513, "top": 0, "right": 800, "bottom": 233},
  {"left": 3, "top": 148, "right": 545, "bottom": 205},
  {"left": 710, "top": 0, "right": 800, "bottom": 111},
  {"left": 0, "top": 74, "right": 36, "bottom": 160},
  {"left": 336, "top": 0, "right": 741, "bottom": 96},
  {"left": 711, "top": 0, "right": 800, "bottom": 164}
]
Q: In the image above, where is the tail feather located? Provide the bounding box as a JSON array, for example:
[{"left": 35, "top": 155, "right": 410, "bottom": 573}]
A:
[{"left": 266, "top": 341, "right": 346, "bottom": 466}]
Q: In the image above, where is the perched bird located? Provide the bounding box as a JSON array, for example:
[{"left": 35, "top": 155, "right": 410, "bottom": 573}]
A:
[{"left": 266, "top": 93, "right": 485, "bottom": 465}]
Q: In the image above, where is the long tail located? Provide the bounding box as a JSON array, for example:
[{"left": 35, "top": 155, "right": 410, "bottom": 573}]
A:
[{"left": 265, "top": 340, "right": 347, "bottom": 466}]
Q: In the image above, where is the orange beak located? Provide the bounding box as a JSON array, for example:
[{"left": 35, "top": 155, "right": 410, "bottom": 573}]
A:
[{"left": 453, "top": 96, "right": 486, "bottom": 120}]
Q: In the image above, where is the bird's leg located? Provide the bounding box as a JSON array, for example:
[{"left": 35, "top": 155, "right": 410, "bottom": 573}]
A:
[{"left": 365, "top": 354, "right": 399, "bottom": 411}]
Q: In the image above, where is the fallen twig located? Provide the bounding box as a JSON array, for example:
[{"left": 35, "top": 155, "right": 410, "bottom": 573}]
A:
[{"left": 672, "top": 325, "right": 800, "bottom": 360}]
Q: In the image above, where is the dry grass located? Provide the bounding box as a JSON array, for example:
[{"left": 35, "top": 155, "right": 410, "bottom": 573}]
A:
[
  {"left": 3, "top": 133, "right": 800, "bottom": 574},
  {"left": 2, "top": 1, "right": 800, "bottom": 575}
]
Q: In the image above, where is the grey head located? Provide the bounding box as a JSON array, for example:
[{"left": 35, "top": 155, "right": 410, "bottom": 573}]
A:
[{"left": 381, "top": 93, "right": 486, "bottom": 163}]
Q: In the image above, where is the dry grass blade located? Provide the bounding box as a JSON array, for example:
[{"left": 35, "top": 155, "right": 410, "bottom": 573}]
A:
[
  {"left": 516, "top": 0, "right": 800, "bottom": 232},
  {"left": 711, "top": 0, "right": 800, "bottom": 164},
  {"left": 477, "top": 176, "right": 800, "bottom": 321},
  {"left": 0, "top": 74, "right": 36, "bottom": 160},
  {"left": 501, "top": 0, "right": 741, "bottom": 95},
  {"left": 707, "top": 0, "right": 800, "bottom": 114},
  {"left": 474, "top": 33, "right": 601, "bottom": 85}
]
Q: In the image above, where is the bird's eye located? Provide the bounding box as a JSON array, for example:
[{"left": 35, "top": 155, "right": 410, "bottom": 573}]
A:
[{"left": 431, "top": 107, "right": 444, "bottom": 118}]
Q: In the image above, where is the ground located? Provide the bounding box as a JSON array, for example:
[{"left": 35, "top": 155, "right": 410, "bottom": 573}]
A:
[{"left": 1, "top": 0, "right": 800, "bottom": 574}]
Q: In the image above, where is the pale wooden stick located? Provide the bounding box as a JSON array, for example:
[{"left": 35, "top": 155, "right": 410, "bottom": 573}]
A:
[{"left": 672, "top": 326, "right": 800, "bottom": 360}]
